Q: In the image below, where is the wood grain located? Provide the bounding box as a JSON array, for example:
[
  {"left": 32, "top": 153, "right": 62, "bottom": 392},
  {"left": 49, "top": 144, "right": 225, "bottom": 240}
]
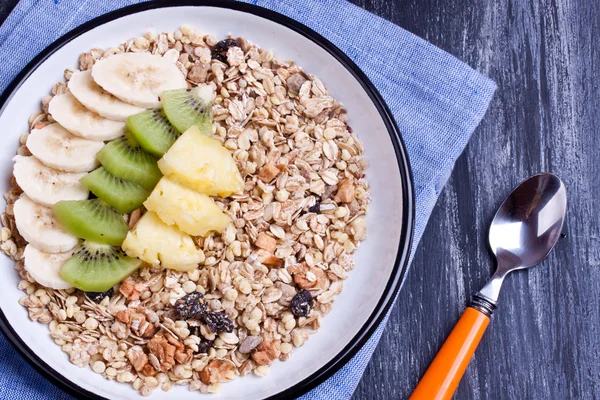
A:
[
  {"left": 0, "top": 0, "right": 598, "bottom": 399},
  {"left": 348, "top": 0, "right": 600, "bottom": 399}
]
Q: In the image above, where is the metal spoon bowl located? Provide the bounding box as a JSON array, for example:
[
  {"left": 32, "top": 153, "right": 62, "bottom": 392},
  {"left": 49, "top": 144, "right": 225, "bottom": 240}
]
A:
[
  {"left": 479, "top": 173, "right": 567, "bottom": 304},
  {"left": 411, "top": 173, "right": 567, "bottom": 400}
]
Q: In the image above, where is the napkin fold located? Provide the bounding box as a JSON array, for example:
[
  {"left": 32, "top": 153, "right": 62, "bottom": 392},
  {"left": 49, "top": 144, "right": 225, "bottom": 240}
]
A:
[{"left": 0, "top": 1, "right": 496, "bottom": 399}]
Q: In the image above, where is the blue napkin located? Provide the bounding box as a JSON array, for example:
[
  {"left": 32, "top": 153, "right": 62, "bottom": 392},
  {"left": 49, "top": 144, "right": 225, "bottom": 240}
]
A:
[{"left": 0, "top": 1, "right": 496, "bottom": 399}]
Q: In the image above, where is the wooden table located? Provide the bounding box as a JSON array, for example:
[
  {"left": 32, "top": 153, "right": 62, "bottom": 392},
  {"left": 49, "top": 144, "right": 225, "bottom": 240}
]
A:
[
  {"left": 1, "top": 0, "right": 598, "bottom": 399},
  {"left": 348, "top": 0, "right": 600, "bottom": 399}
]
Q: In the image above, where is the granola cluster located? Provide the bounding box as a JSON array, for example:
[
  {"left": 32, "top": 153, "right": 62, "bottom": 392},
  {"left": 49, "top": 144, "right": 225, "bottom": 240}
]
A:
[{"left": 1, "top": 25, "right": 370, "bottom": 396}]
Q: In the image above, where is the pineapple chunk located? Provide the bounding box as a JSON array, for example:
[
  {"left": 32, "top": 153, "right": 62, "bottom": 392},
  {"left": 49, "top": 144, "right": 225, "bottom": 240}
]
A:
[
  {"left": 157, "top": 126, "right": 244, "bottom": 197},
  {"left": 122, "top": 211, "right": 203, "bottom": 271},
  {"left": 144, "top": 177, "right": 231, "bottom": 236}
]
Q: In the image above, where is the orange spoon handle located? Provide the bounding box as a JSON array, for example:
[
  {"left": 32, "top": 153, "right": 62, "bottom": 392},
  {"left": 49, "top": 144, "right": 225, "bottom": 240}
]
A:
[{"left": 410, "top": 307, "right": 490, "bottom": 400}]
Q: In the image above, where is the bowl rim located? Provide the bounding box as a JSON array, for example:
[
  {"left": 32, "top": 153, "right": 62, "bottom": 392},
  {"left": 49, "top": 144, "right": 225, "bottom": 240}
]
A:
[{"left": 0, "top": 1, "right": 415, "bottom": 399}]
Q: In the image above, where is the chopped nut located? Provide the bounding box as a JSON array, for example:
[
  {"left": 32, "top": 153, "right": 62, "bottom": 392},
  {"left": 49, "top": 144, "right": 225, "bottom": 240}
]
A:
[
  {"left": 148, "top": 335, "right": 176, "bottom": 373},
  {"left": 239, "top": 335, "right": 263, "bottom": 353},
  {"left": 334, "top": 179, "right": 355, "bottom": 203},
  {"left": 115, "top": 309, "right": 131, "bottom": 324},
  {"left": 256, "top": 250, "right": 284, "bottom": 267},
  {"left": 287, "top": 73, "right": 307, "bottom": 93},
  {"left": 200, "top": 359, "right": 238, "bottom": 385},
  {"left": 128, "top": 208, "right": 141, "bottom": 229},
  {"left": 175, "top": 348, "right": 194, "bottom": 364},
  {"left": 258, "top": 162, "right": 280, "bottom": 183},
  {"left": 119, "top": 279, "right": 142, "bottom": 301},
  {"left": 251, "top": 340, "right": 281, "bottom": 365},
  {"left": 256, "top": 233, "right": 277, "bottom": 253},
  {"left": 141, "top": 363, "right": 158, "bottom": 377},
  {"left": 139, "top": 321, "right": 157, "bottom": 339},
  {"left": 128, "top": 346, "right": 148, "bottom": 372},
  {"left": 293, "top": 265, "right": 326, "bottom": 290}
]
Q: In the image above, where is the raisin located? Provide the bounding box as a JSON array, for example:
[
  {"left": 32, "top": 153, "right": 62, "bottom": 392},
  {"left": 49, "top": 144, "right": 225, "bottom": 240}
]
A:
[
  {"left": 308, "top": 200, "right": 321, "bottom": 214},
  {"left": 85, "top": 288, "right": 113, "bottom": 302},
  {"left": 290, "top": 289, "right": 313, "bottom": 317},
  {"left": 212, "top": 38, "right": 240, "bottom": 63},
  {"left": 203, "top": 311, "right": 234, "bottom": 333},
  {"left": 197, "top": 338, "right": 214, "bottom": 354},
  {"left": 175, "top": 292, "right": 207, "bottom": 320}
]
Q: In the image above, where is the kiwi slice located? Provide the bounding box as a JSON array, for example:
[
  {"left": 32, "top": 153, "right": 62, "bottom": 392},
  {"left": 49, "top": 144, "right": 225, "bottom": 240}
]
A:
[
  {"left": 81, "top": 168, "right": 150, "bottom": 214},
  {"left": 53, "top": 199, "right": 129, "bottom": 246},
  {"left": 161, "top": 87, "right": 213, "bottom": 135},
  {"left": 96, "top": 137, "right": 162, "bottom": 190},
  {"left": 127, "top": 110, "right": 180, "bottom": 157},
  {"left": 60, "top": 241, "right": 142, "bottom": 292}
]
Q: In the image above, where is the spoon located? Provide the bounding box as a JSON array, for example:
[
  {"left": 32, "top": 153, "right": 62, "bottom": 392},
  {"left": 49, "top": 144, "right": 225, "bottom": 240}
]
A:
[{"left": 410, "top": 173, "right": 567, "bottom": 400}]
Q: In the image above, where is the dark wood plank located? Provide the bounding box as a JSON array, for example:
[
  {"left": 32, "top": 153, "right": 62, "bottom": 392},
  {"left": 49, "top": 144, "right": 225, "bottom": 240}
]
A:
[
  {"left": 348, "top": 0, "right": 600, "bottom": 399},
  {"left": 0, "top": 0, "right": 18, "bottom": 26}
]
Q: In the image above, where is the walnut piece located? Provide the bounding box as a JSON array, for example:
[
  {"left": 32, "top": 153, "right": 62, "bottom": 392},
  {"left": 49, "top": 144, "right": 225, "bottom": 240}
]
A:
[
  {"left": 148, "top": 334, "right": 176, "bottom": 372},
  {"left": 119, "top": 279, "right": 144, "bottom": 301},
  {"left": 334, "top": 179, "right": 355, "bottom": 203},
  {"left": 138, "top": 320, "right": 157, "bottom": 339},
  {"left": 200, "top": 359, "right": 238, "bottom": 384},
  {"left": 293, "top": 265, "right": 326, "bottom": 290},
  {"left": 127, "top": 345, "right": 148, "bottom": 372},
  {"left": 251, "top": 340, "right": 281, "bottom": 365},
  {"left": 141, "top": 363, "right": 158, "bottom": 377}
]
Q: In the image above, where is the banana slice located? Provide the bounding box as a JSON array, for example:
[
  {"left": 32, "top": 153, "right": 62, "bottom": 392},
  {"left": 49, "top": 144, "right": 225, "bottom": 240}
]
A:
[
  {"left": 13, "top": 155, "right": 88, "bottom": 207},
  {"left": 91, "top": 52, "right": 187, "bottom": 108},
  {"left": 26, "top": 123, "right": 104, "bottom": 172},
  {"left": 24, "top": 245, "right": 74, "bottom": 289},
  {"left": 14, "top": 195, "right": 79, "bottom": 253},
  {"left": 68, "top": 70, "right": 145, "bottom": 121},
  {"left": 48, "top": 92, "right": 126, "bottom": 140}
]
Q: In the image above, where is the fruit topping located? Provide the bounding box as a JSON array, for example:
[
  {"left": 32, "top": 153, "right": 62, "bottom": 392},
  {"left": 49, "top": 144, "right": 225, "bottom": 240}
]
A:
[
  {"left": 85, "top": 288, "right": 114, "bottom": 302},
  {"left": 197, "top": 338, "right": 214, "bottom": 354},
  {"left": 53, "top": 199, "right": 129, "bottom": 246},
  {"left": 126, "top": 109, "right": 180, "bottom": 158},
  {"left": 23, "top": 245, "right": 74, "bottom": 290},
  {"left": 144, "top": 177, "right": 231, "bottom": 237},
  {"left": 212, "top": 39, "right": 241, "bottom": 63},
  {"left": 121, "top": 211, "right": 204, "bottom": 271},
  {"left": 203, "top": 311, "right": 234, "bottom": 333},
  {"left": 60, "top": 241, "right": 142, "bottom": 292},
  {"left": 81, "top": 167, "right": 150, "bottom": 214},
  {"left": 308, "top": 200, "right": 321, "bottom": 214},
  {"left": 13, "top": 195, "right": 78, "bottom": 253},
  {"left": 96, "top": 137, "right": 162, "bottom": 191},
  {"left": 13, "top": 155, "right": 88, "bottom": 207},
  {"left": 68, "top": 70, "right": 145, "bottom": 122},
  {"left": 290, "top": 289, "right": 313, "bottom": 317},
  {"left": 26, "top": 123, "right": 104, "bottom": 173},
  {"left": 161, "top": 86, "right": 213, "bottom": 134},
  {"left": 157, "top": 126, "right": 244, "bottom": 197},
  {"left": 48, "top": 92, "right": 126, "bottom": 141},
  {"left": 174, "top": 292, "right": 206, "bottom": 319},
  {"left": 91, "top": 52, "right": 187, "bottom": 108}
]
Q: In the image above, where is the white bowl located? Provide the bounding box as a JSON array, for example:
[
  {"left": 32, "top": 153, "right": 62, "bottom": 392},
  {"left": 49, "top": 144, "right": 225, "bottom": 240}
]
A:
[{"left": 0, "top": 1, "right": 413, "bottom": 399}]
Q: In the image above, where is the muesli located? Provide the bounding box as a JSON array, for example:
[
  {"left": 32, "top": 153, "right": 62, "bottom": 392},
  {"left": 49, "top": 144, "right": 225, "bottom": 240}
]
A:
[{"left": 0, "top": 25, "right": 370, "bottom": 396}]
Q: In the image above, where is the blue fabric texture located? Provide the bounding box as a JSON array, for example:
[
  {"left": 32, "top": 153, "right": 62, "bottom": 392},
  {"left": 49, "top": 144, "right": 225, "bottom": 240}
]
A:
[{"left": 0, "top": 0, "right": 496, "bottom": 399}]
